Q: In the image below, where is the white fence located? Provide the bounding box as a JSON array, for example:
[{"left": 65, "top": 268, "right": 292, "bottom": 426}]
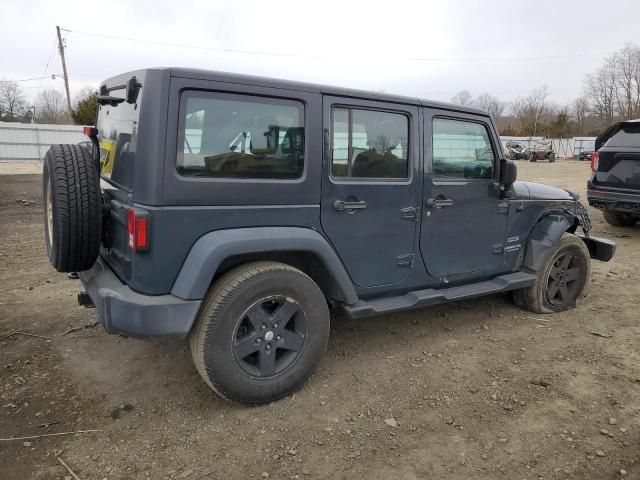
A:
[
  {"left": 1, "top": 121, "right": 598, "bottom": 162},
  {"left": 0, "top": 122, "right": 85, "bottom": 161},
  {"left": 500, "top": 136, "right": 597, "bottom": 159}
]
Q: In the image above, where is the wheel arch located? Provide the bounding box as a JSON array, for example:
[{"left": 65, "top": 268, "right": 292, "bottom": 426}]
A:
[
  {"left": 171, "top": 227, "right": 358, "bottom": 304},
  {"left": 520, "top": 210, "right": 578, "bottom": 273}
]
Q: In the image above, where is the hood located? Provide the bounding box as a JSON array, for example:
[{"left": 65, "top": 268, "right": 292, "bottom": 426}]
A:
[{"left": 513, "top": 181, "right": 576, "bottom": 201}]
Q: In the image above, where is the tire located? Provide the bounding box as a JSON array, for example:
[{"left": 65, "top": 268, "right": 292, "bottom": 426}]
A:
[
  {"left": 189, "top": 261, "right": 330, "bottom": 404},
  {"left": 513, "top": 233, "right": 590, "bottom": 314},
  {"left": 43, "top": 144, "right": 101, "bottom": 273},
  {"left": 603, "top": 210, "right": 637, "bottom": 227}
]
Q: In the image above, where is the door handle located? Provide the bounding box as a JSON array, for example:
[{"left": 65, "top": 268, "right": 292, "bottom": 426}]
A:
[
  {"left": 334, "top": 199, "right": 368, "bottom": 211},
  {"left": 426, "top": 197, "right": 454, "bottom": 209}
]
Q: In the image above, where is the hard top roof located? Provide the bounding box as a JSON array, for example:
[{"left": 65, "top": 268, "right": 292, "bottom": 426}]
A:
[{"left": 105, "top": 67, "right": 490, "bottom": 117}]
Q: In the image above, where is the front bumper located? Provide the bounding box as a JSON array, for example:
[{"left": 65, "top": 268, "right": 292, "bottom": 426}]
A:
[
  {"left": 79, "top": 257, "right": 201, "bottom": 339},
  {"left": 577, "top": 235, "right": 616, "bottom": 262}
]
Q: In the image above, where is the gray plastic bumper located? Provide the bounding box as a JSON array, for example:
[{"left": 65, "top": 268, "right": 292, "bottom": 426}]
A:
[{"left": 79, "top": 257, "right": 201, "bottom": 339}]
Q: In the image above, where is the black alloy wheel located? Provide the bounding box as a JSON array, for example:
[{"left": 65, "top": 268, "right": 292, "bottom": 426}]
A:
[{"left": 232, "top": 296, "right": 307, "bottom": 378}]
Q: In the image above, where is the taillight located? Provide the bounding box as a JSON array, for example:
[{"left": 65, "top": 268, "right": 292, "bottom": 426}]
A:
[
  {"left": 591, "top": 151, "right": 599, "bottom": 172},
  {"left": 83, "top": 126, "right": 98, "bottom": 137},
  {"left": 127, "top": 208, "right": 149, "bottom": 252}
]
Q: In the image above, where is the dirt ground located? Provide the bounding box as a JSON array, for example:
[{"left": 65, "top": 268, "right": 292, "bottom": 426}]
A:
[{"left": 1, "top": 161, "right": 638, "bottom": 480}]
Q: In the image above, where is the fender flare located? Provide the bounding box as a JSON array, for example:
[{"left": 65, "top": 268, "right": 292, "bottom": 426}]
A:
[
  {"left": 171, "top": 227, "right": 358, "bottom": 303},
  {"left": 521, "top": 213, "right": 573, "bottom": 273}
]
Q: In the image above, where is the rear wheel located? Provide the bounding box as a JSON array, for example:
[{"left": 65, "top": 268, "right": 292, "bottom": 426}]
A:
[
  {"left": 43, "top": 144, "right": 101, "bottom": 272},
  {"left": 190, "top": 261, "right": 330, "bottom": 404},
  {"left": 603, "top": 210, "right": 637, "bottom": 227},
  {"left": 514, "top": 233, "right": 590, "bottom": 314}
]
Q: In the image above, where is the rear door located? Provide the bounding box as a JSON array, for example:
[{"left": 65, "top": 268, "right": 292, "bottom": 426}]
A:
[
  {"left": 420, "top": 109, "right": 508, "bottom": 281},
  {"left": 594, "top": 122, "right": 640, "bottom": 191},
  {"left": 96, "top": 77, "right": 142, "bottom": 282},
  {"left": 320, "top": 96, "right": 421, "bottom": 288}
]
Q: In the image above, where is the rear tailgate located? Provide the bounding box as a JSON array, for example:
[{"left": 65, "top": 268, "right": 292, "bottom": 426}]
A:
[
  {"left": 592, "top": 122, "right": 640, "bottom": 191},
  {"left": 96, "top": 74, "right": 143, "bottom": 282},
  {"left": 594, "top": 150, "right": 640, "bottom": 190}
]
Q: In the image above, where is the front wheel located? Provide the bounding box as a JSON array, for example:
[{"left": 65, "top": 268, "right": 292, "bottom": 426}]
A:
[
  {"left": 189, "top": 261, "right": 330, "bottom": 404},
  {"left": 513, "top": 233, "right": 590, "bottom": 313}
]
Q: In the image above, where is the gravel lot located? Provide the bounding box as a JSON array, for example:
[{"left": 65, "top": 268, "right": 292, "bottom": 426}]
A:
[{"left": 1, "top": 160, "right": 638, "bottom": 480}]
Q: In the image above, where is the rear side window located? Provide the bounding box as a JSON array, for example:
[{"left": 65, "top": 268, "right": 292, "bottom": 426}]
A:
[
  {"left": 177, "top": 92, "right": 304, "bottom": 179},
  {"left": 331, "top": 108, "right": 409, "bottom": 179},
  {"left": 432, "top": 118, "right": 495, "bottom": 180},
  {"left": 606, "top": 123, "right": 640, "bottom": 147}
]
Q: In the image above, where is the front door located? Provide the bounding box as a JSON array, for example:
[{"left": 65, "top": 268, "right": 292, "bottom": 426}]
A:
[
  {"left": 420, "top": 110, "right": 508, "bottom": 281},
  {"left": 320, "top": 96, "right": 420, "bottom": 288}
]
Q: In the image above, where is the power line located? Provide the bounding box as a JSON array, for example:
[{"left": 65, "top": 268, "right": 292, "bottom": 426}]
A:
[
  {"left": 2, "top": 75, "right": 64, "bottom": 83},
  {"left": 60, "top": 28, "right": 327, "bottom": 59},
  {"left": 60, "top": 26, "right": 608, "bottom": 63},
  {"left": 2, "top": 76, "right": 54, "bottom": 83},
  {"left": 34, "top": 35, "right": 60, "bottom": 102}
]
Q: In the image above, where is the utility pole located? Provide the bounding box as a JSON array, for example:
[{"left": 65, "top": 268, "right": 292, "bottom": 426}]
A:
[{"left": 56, "top": 26, "right": 73, "bottom": 118}]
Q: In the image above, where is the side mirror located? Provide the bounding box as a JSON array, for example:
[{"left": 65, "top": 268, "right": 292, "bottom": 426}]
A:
[
  {"left": 500, "top": 158, "right": 517, "bottom": 187},
  {"left": 125, "top": 76, "right": 142, "bottom": 104}
]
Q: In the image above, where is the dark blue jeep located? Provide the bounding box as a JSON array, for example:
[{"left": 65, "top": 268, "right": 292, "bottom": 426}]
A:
[{"left": 42, "top": 68, "right": 615, "bottom": 403}]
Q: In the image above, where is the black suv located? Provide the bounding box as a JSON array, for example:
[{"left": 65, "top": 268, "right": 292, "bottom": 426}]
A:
[
  {"left": 587, "top": 119, "right": 640, "bottom": 226},
  {"left": 42, "top": 68, "right": 615, "bottom": 403}
]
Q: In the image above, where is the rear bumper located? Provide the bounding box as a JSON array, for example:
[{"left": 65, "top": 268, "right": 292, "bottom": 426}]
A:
[
  {"left": 79, "top": 257, "right": 201, "bottom": 339},
  {"left": 587, "top": 184, "right": 640, "bottom": 214}
]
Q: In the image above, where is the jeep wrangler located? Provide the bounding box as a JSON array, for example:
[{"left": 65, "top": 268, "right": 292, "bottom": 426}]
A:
[{"left": 43, "top": 68, "right": 615, "bottom": 404}]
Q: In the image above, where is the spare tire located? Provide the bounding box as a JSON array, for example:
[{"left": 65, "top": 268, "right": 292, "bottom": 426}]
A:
[{"left": 43, "top": 144, "right": 102, "bottom": 272}]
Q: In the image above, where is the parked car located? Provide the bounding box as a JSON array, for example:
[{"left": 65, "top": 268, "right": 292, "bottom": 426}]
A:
[
  {"left": 42, "top": 68, "right": 615, "bottom": 404},
  {"left": 505, "top": 141, "right": 527, "bottom": 160},
  {"left": 579, "top": 150, "right": 594, "bottom": 161},
  {"left": 527, "top": 142, "right": 556, "bottom": 162},
  {"left": 587, "top": 119, "right": 640, "bottom": 226}
]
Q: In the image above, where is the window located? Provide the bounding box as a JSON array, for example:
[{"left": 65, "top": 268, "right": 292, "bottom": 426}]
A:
[
  {"left": 331, "top": 108, "right": 409, "bottom": 179},
  {"left": 177, "top": 93, "right": 304, "bottom": 179},
  {"left": 607, "top": 123, "right": 640, "bottom": 147},
  {"left": 432, "top": 118, "right": 495, "bottom": 180},
  {"left": 97, "top": 86, "right": 139, "bottom": 189}
]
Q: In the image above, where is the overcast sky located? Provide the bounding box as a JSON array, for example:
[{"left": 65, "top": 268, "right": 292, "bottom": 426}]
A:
[{"left": 1, "top": 0, "right": 638, "bottom": 108}]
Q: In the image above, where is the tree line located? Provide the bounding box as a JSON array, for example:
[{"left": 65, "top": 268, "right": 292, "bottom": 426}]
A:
[
  {"left": 2, "top": 42, "right": 639, "bottom": 135},
  {"left": 451, "top": 43, "right": 639, "bottom": 137},
  {"left": 0, "top": 82, "right": 98, "bottom": 125}
]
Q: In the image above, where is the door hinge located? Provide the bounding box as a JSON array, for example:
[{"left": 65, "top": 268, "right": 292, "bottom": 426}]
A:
[
  {"left": 396, "top": 253, "right": 415, "bottom": 267},
  {"left": 497, "top": 202, "right": 510, "bottom": 215},
  {"left": 401, "top": 207, "right": 418, "bottom": 221}
]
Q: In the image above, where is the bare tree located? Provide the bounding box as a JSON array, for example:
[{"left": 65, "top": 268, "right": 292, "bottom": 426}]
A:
[
  {"left": 571, "top": 97, "right": 589, "bottom": 135},
  {"left": 612, "top": 43, "right": 640, "bottom": 119},
  {"left": 584, "top": 58, "right": 617, "bottom": 123},
  {"left": 35, "top": 89, "right": 68, "bottom": 124},
  {"left": 511, "top": 85, "right": 552, "bottom": 136},
  {"left": 450, "top": 90, "right": 473, "bottom": 106},
  {"left": 474, "top": 93, "right": 505, "bottom": 119},
  {"left": 0, "top": 80, "right": 27, "bottom": 121}
]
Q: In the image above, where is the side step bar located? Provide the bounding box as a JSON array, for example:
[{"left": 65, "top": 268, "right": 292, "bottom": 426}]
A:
[{"left": 344, "top": 271, "right": 536, "bottom": 319}]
